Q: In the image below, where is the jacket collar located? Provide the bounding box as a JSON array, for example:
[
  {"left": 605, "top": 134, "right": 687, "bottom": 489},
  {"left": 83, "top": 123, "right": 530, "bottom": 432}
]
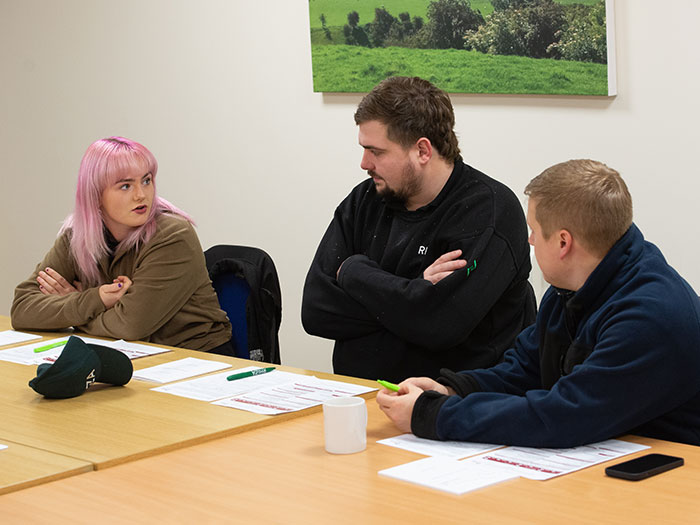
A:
[{"left": 565, "top": 223, "right": 643, "bottom": 317}]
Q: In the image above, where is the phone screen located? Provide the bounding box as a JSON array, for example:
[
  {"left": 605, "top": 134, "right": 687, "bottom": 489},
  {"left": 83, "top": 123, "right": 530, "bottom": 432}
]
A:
[{"left": 605, "top": 453, "right": 683, "bottom": 480}]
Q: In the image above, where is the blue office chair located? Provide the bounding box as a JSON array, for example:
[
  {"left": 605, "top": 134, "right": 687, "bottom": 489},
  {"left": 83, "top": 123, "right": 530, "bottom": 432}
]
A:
[{"left": 204, "top": 245, "right": 282, "bottom": 364}]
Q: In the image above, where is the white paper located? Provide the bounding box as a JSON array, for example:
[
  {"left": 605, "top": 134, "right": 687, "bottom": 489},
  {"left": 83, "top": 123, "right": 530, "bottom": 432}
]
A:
[
  {"left": 93, "top": 338, "right": 171, "bottom": 359},
  {"left": 213, "top": 376, "right": 375, "bottom": 415},
  {"left": 152, "top": 367, "right": 304, "bottom": 401},
  {"left": 379, "top": 456, "right": 518, "bottom": 495},
  {"left": 479, "top": 439, "right": 649, "bottom": 480},
  {"left": 0, "top": 335, "right": 171, "bottom": 365},
  {"left": 378, "top": 433, "right": 502, "bottom": 459},
  {"left": 0, "top": 330, "right": 42, "bottom": 347},
  {"left": 0, "top": 443, "right": 8, "bottom": 451},
  {"left": 0, "top": 337, "right": 68, "bottom": 365},
  {"left": 133, "top": 357, "right": 231, "bottom": 383}
]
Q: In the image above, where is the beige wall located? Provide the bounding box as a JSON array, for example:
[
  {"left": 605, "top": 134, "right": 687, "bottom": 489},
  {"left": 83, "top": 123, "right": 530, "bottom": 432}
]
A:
[{"left": 2, "top": 0, "right": 698, "bottom": 373}]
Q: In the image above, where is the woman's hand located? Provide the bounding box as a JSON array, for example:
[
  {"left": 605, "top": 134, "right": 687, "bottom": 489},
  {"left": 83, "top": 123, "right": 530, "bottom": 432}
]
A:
[
  {"left": 37, "top": 267, "right": 83, "bottom": 295},
  {"left": 37, "top": 267, "right": 133, "bottom": 310},
  {"left": 99, "top": 276, "right": 133, "bottom": 309}
]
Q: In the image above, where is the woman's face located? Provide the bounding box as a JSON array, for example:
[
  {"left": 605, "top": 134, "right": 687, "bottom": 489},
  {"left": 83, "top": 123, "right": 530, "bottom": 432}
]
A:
[{"left": 100, "top": 168, "right": 155, "bottom": 241}]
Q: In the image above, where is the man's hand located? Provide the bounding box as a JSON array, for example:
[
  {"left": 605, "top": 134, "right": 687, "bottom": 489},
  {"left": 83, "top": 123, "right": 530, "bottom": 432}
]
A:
[
  {"left": 401, "top": 376, "right": 452, "bottom": 396},
  {"left": 423, "top": 249, "right": 467, "bottom": 285},
  {"left": 377, "top": 382, "right": 424, "bottom": 432},
  {"left": 377, "top": 376, "right": 456, "bottom": 431},
  {"left": 99, "top": 276, "right": 132, "bottom": 309},
  {"left": 336, "top": 259, "right": 345, "bottom": 280},
  {"left": 38, "top": 267, "right": 83, "bottom": 295}
]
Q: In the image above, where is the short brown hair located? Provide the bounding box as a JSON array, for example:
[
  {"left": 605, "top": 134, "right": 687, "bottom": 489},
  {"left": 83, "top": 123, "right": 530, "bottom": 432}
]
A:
[
  {"left": 524, "top": 159, "right": 633, "bottom": 257},
  {"left": 354, "top": 76, "right": 461, "bottom": 162}
]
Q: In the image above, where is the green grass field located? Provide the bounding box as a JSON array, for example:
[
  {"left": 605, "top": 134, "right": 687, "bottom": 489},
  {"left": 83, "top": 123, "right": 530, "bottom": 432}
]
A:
[
  {"left": 308, "top": 0, "right": 600, "bottom": 29},
  {"left": 311, "top": 44, "right": 607, "bottom": 95}
]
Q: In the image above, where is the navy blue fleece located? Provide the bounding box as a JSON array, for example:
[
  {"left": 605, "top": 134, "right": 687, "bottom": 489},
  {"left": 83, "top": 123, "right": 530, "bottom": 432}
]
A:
[{"left": 412, "top": 225, "right": 700, "bottom": 447}]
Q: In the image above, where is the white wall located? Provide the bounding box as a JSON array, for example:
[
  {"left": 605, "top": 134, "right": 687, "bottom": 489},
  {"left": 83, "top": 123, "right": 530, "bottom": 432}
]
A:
[{"left": 2, "top": 0, "right": 698, "bottom": 373}]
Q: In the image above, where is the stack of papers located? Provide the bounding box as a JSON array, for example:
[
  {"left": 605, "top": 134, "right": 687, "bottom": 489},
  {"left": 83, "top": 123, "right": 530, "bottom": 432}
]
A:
[{"left": 378, "top": 437, "right": 649, "bottom": 494}]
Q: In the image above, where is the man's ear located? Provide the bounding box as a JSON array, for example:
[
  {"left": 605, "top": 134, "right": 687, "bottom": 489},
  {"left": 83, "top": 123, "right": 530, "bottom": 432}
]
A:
[
  {"left": 559, "top": 229, "right": 573, "bottom": 259},
  {"left": 415, "top": 137, "right": 432, "bottom": 164}
]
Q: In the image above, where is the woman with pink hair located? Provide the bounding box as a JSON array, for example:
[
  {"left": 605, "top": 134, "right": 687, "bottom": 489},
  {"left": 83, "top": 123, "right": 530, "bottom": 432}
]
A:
[{"left": 12, "top": 137, "right": 232, "bottom": 353}]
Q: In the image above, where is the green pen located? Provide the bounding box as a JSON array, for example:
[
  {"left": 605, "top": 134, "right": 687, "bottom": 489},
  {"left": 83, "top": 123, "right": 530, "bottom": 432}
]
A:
[
  {"left": 226, "top": 367, "right": 276, "bottom": 381},
  {"left": 466, "top": 259, "right": 477, "bottom": 277},
  {"left": 377, "top": 379, "right": 400, "bottom": 392},
  {"left": 33, "top": 340, "right": 68, "bottom": 353}
]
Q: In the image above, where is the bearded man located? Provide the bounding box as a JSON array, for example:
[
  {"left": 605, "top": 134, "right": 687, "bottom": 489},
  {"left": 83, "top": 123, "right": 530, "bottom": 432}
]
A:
[{"left": 302, "top": 76, "right": 535, "bottom": 382}]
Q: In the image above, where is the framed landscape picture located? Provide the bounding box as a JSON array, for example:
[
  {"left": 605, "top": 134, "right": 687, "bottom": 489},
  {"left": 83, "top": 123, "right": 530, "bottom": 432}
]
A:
[{"left": 309, "top": 0, "right": 616, "bottom": 95}]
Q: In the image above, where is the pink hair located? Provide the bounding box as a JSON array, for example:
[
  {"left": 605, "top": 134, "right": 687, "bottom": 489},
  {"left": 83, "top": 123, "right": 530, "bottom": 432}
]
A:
[{"left": 61, "top": 137, "right": 193, "bottom": 286}]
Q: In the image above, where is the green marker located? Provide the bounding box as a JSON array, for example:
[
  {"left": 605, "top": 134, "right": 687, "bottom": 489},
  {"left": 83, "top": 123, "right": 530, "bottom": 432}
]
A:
[
  {"left": 33, "top": 340, "right": 68, "bottom": 353},
  {"left": 377, "top": 379, "right": 399, "bottom": 392},
  {"left": 226, "top": 367, "right": 276, "bottom": 381}
]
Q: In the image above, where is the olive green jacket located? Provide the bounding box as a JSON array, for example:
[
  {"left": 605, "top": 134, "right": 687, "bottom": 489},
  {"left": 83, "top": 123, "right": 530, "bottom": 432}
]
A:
[{"left": 12, "top": 214, "right": 231, "bottom": 351}]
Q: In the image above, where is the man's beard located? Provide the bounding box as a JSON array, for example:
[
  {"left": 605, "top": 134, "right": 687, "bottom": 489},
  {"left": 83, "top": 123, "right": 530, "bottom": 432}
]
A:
[{"left": 372, "top": 162, "right": 422, "bottom": 209}]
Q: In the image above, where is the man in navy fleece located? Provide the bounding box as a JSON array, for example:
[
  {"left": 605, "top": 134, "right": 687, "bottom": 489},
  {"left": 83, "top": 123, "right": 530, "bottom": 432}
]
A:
[{"left": 378, "top": 159, "right": 700, "bottom": 447}]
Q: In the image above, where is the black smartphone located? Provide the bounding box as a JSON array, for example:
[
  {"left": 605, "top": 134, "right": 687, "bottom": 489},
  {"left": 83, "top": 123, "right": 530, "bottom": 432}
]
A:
[{"left": 605, "top": 453, "right": 684, "bottom": 481}]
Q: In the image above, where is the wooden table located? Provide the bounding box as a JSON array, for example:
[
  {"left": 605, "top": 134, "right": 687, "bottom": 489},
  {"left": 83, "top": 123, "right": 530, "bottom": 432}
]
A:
[
  {"left": 1, "top": 398, "right": 698, "bottom": 523},
  {"left": 0, "top": 317, "right": 373, "bottom": 489},
  {"left": 0, "top": 439, "right": 92, "bottom": 496}
]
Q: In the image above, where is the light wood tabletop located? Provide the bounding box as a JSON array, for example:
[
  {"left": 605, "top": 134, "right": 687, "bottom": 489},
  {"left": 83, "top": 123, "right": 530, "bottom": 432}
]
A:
[
  {"left": 3, "top": 316, "right": 699, "bottom": 523},
  {"left": 1, "top": 396, "right": 698, "bottom": 523},
  {"left": 0, "top": 317, "right": 374, "bottom": 472},
  {"left": 0, "top": 439, "right": 92, "bottom": 496}
]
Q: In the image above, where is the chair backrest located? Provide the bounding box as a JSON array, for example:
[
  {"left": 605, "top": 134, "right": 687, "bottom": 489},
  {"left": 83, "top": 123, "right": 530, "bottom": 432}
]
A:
[
  {"left": 212, "top": 273, "right": 251, "bottom": 359},
  {"left": 204, "top": 245, "right": 282, "bottom": 364}
]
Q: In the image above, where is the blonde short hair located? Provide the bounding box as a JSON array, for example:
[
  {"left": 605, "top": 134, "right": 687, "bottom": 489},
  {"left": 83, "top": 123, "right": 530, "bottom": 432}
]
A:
[{"left": 525, "top": 159, "right": 633, "bottom": 257}]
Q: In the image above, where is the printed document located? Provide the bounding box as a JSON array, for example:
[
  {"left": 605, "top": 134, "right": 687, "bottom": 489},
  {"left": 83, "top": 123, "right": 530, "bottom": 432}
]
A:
[
  {"left": 133, "top": 357, "right": 231, "bottom": 383},
  {"left": 378, "top": 439, "right": 650, "bottom": 494},
  {"left": 379, "top": 456, "right": 518, "bottom": 495},
  {"left": 479, "top": 439, "right": 650, "bottom": 480},
  {"left": 151, "top": 367, "right": 305, "bottom": 402},
  {"left": 0, "top": 335, "right": 170, "bottom": 365},
  {"left": 104, "top": 339, "right": 171, "bottom": 359},
  {"left": 0, "top": 330, "right": 41, "bottom": 347},
  {"left": 378, "top": 433, "right": 501, "bottom": 459},
  {"left": 0, "top": 337, "right": 67, "bottom": 365},
  {"left": 213, "top": 376, "right": 374, "bottom": 415}
]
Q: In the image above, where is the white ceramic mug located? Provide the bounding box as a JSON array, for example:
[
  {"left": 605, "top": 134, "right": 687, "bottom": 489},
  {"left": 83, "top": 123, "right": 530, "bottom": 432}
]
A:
[{"left": 323, "top": 396, "right": 367, "bottom": 454}]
